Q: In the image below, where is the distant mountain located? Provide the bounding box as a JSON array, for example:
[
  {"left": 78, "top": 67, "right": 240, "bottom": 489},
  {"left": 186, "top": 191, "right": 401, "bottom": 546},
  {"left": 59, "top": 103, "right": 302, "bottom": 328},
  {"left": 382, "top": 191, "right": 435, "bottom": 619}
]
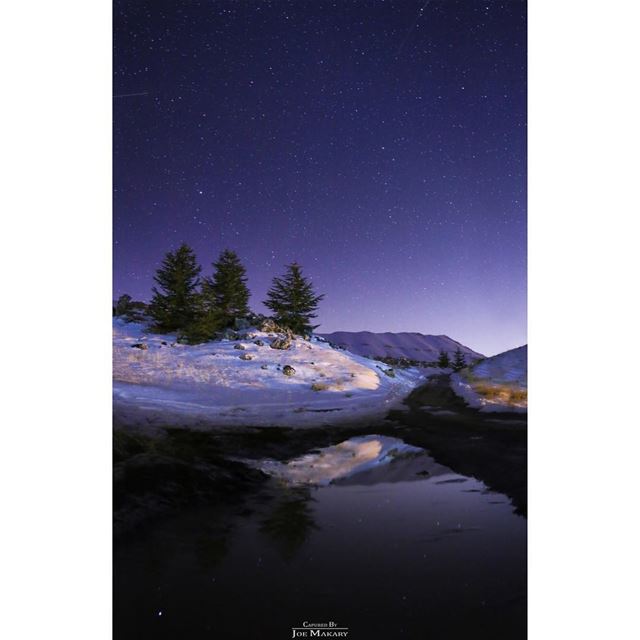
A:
[{"left": 318, "top": 331, "right": 484, "bottom": 363}]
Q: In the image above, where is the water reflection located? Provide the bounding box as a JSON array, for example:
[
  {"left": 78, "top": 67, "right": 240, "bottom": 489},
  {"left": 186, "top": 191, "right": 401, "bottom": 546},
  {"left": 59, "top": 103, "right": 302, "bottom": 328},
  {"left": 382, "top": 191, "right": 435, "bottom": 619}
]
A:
[
  {"left": 195, "top": 531, "right": 230, "bottom": 569},
  {"left": 114, "top": 436, "right": 526, "bottom": 639},
  {"left": 259, "top": 487, "right": 319, "bottom": 560}
]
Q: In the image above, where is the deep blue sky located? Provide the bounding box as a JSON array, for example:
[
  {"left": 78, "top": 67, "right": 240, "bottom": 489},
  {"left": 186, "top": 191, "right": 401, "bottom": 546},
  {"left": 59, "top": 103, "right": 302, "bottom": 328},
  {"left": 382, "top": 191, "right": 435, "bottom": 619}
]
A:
[{"left": 113, "top": 0, "right": 526, "bottom": 356}]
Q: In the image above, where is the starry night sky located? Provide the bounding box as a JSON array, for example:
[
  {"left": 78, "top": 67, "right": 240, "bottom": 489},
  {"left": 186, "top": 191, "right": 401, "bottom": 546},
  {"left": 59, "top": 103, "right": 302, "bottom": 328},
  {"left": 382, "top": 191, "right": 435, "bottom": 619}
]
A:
[{"left": 113, "top": 0, "right": 526, "bottom": 356}]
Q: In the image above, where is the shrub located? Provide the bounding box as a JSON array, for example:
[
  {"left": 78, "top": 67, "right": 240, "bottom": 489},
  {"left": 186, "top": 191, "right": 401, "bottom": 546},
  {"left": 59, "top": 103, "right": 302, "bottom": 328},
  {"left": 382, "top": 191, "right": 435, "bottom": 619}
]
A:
[
  {"left": 474, "top": 382, "right": 527, "bottom": 405},
  {"left": 437, "top": 350, "right": 451, "bottom": 368},
  {"left": 114, "top": 294, "right": 133, "bottom": 317}
]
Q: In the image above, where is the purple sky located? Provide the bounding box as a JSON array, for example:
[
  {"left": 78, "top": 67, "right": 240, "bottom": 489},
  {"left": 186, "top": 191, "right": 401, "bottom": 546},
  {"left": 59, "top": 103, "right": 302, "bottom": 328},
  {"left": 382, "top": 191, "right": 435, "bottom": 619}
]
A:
[{"left": 113, "top": 0, "right": 526, "bottom": 357}]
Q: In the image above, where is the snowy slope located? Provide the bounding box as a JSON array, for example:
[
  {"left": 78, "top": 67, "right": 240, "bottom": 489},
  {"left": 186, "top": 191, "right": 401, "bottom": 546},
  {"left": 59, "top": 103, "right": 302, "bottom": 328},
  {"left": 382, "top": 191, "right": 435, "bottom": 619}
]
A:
[
  {"left": 113, "top": 319, "right": 426, "bottom": 429},
  {"left": 471, "top": 345, "right": 527, "bottom": 386},
  {"left": 451, "top": 345, "right": 527, "bottom": 413},
  {"left": 319, "top": 331, "right": 484, "bottom": 363}
]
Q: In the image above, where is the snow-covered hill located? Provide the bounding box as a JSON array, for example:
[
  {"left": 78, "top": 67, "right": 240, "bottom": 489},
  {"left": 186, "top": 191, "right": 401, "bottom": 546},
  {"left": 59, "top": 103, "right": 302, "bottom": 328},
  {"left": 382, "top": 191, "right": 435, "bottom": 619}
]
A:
[
  {"left": 113, "top": 319, "right": 425, "bottom": 429},
  {"left": 318, "top": 331, "right": 484, "bottom": 363},
  {"left": 451, "top": 345, "right": 527, "bottom": 412}
]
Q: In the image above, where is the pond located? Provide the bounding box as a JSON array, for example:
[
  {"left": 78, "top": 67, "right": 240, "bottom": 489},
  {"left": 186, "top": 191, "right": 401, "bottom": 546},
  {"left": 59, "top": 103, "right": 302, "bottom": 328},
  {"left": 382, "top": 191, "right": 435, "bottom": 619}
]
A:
[{"left": 114, "top": 436, "right": 526, "bottom": 639}]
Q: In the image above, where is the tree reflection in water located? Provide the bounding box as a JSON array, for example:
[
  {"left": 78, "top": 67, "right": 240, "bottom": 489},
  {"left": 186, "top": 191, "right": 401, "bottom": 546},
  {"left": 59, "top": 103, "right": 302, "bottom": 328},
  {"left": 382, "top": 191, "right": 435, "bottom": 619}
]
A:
[
  {"left": 195, "top": 534, "right": 230, "bottom": 569},
  {"left": 195, "top": 523, "right": 234, "bottom": 569},
  {"left": 259, "top": 487, "right": 319, "bottom": 560}
]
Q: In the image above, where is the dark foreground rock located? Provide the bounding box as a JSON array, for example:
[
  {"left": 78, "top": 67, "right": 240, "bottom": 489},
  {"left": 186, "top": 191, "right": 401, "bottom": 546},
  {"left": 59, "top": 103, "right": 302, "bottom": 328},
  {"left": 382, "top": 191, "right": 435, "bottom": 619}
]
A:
[{"left": 113, "top": 430, "right": 268, "bottom": 539}]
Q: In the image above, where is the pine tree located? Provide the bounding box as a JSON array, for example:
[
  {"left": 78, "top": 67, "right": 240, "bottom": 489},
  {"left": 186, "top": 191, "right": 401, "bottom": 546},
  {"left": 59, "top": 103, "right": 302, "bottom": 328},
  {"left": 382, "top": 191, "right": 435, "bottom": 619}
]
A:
[
  {"left": 452, "top": 347, "right": 466, "bottom": 371},
  {"left": 264, "top": 262, "right": 324, "bottom": 335},
  {"left": 180, "top": 307, "right": 226, "bottom": 344},
  {"left": 202, "top": 249, "right": 251, "bottom": 326},
  {"left": 437, "top": 349, "right": 451, "bottom": 368},
  {"left": 149, "top": 243, "right": 201, "bottom": 332}
]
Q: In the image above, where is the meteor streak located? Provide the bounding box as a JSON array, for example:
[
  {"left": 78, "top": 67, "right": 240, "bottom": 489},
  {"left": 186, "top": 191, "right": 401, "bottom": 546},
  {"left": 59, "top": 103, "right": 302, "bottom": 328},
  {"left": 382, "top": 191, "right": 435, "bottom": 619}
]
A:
[{"left": 113, "top": 91, "right": 148, "bottom": 99}]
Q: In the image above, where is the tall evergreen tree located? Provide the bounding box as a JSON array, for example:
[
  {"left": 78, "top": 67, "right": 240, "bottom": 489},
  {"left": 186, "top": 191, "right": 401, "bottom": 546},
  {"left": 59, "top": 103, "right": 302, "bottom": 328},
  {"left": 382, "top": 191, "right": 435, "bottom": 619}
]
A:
[
  {"left": 452, "top": 347, "right": 466, "bottom": 371},
  {"left": 202, "top": 249, "right": 251, "bottom": 326},
  {"left": 264, "top": 262, "right": 324, "bottom": 335},
  {"left": 437, "top": 349, "right": 451, "bottom": 368},
  {"left": 149, "top": 243, "right": 201, "bottom": 332}
]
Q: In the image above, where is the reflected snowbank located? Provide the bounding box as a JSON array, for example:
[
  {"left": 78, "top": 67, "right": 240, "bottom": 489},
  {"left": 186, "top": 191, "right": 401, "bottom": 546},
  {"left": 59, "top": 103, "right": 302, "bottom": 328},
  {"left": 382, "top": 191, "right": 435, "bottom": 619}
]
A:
[{"left": 250, "top": 435, "right": 424, "bottom": 485}]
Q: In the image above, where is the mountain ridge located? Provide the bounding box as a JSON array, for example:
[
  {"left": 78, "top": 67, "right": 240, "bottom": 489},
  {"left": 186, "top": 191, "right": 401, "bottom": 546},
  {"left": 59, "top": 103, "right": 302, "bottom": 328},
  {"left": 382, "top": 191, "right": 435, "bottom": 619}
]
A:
[{"left": 318, "top": 330, "right": 484, "bottom": 363}]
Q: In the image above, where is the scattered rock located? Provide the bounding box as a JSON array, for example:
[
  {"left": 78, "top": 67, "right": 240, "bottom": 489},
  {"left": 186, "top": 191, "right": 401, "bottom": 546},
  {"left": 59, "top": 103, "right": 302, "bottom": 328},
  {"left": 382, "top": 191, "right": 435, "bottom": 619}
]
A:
[
  {"left": 161, "top": 341, "right": 167, "bottom": 346},
  {"left": 218, "top": 329, "right": 239, "bottom": 341},
  {"left": 259, "top": 318, "right": 281, "bottom": 333},
  {"left": 131, "top": 343, "right": 148, "bottom": 350},
  {"left": 234, "top": 343, "right": 246, "bottom": 350},
  {"left": 260, "top": 364, "right": 268, "bottom": 370},
  {"left": 270, "top": 336, "right": 292, "bottom": 350},
  {"left": 384, "top": 368, "right": 396, "bottom": 378},
  {"left": 311, "top": 382, "right": 329, "bottom": 392},
  {"left": 239, "top": 353, "right": 253, "bottom": 361},
  {"left": 253, "top": 339, "right": 265, "bottom": 347},
  {"left": 282, "top": 365, "right": 296, "bottom": 377}
]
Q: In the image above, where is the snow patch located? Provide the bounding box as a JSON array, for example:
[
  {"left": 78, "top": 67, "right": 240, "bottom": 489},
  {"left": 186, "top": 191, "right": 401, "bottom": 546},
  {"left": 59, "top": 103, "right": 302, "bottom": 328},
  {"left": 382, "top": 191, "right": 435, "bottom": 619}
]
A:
[{"left": 450, "top": 345, "right": 527, "bottom": 413}]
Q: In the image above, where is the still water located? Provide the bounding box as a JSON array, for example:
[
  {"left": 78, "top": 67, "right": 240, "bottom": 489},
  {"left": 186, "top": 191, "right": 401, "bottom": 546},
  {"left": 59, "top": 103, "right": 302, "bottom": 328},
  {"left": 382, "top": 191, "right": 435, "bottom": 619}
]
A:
[{"left": 114, "top": 439, "right": 526, "bottom": 640}]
